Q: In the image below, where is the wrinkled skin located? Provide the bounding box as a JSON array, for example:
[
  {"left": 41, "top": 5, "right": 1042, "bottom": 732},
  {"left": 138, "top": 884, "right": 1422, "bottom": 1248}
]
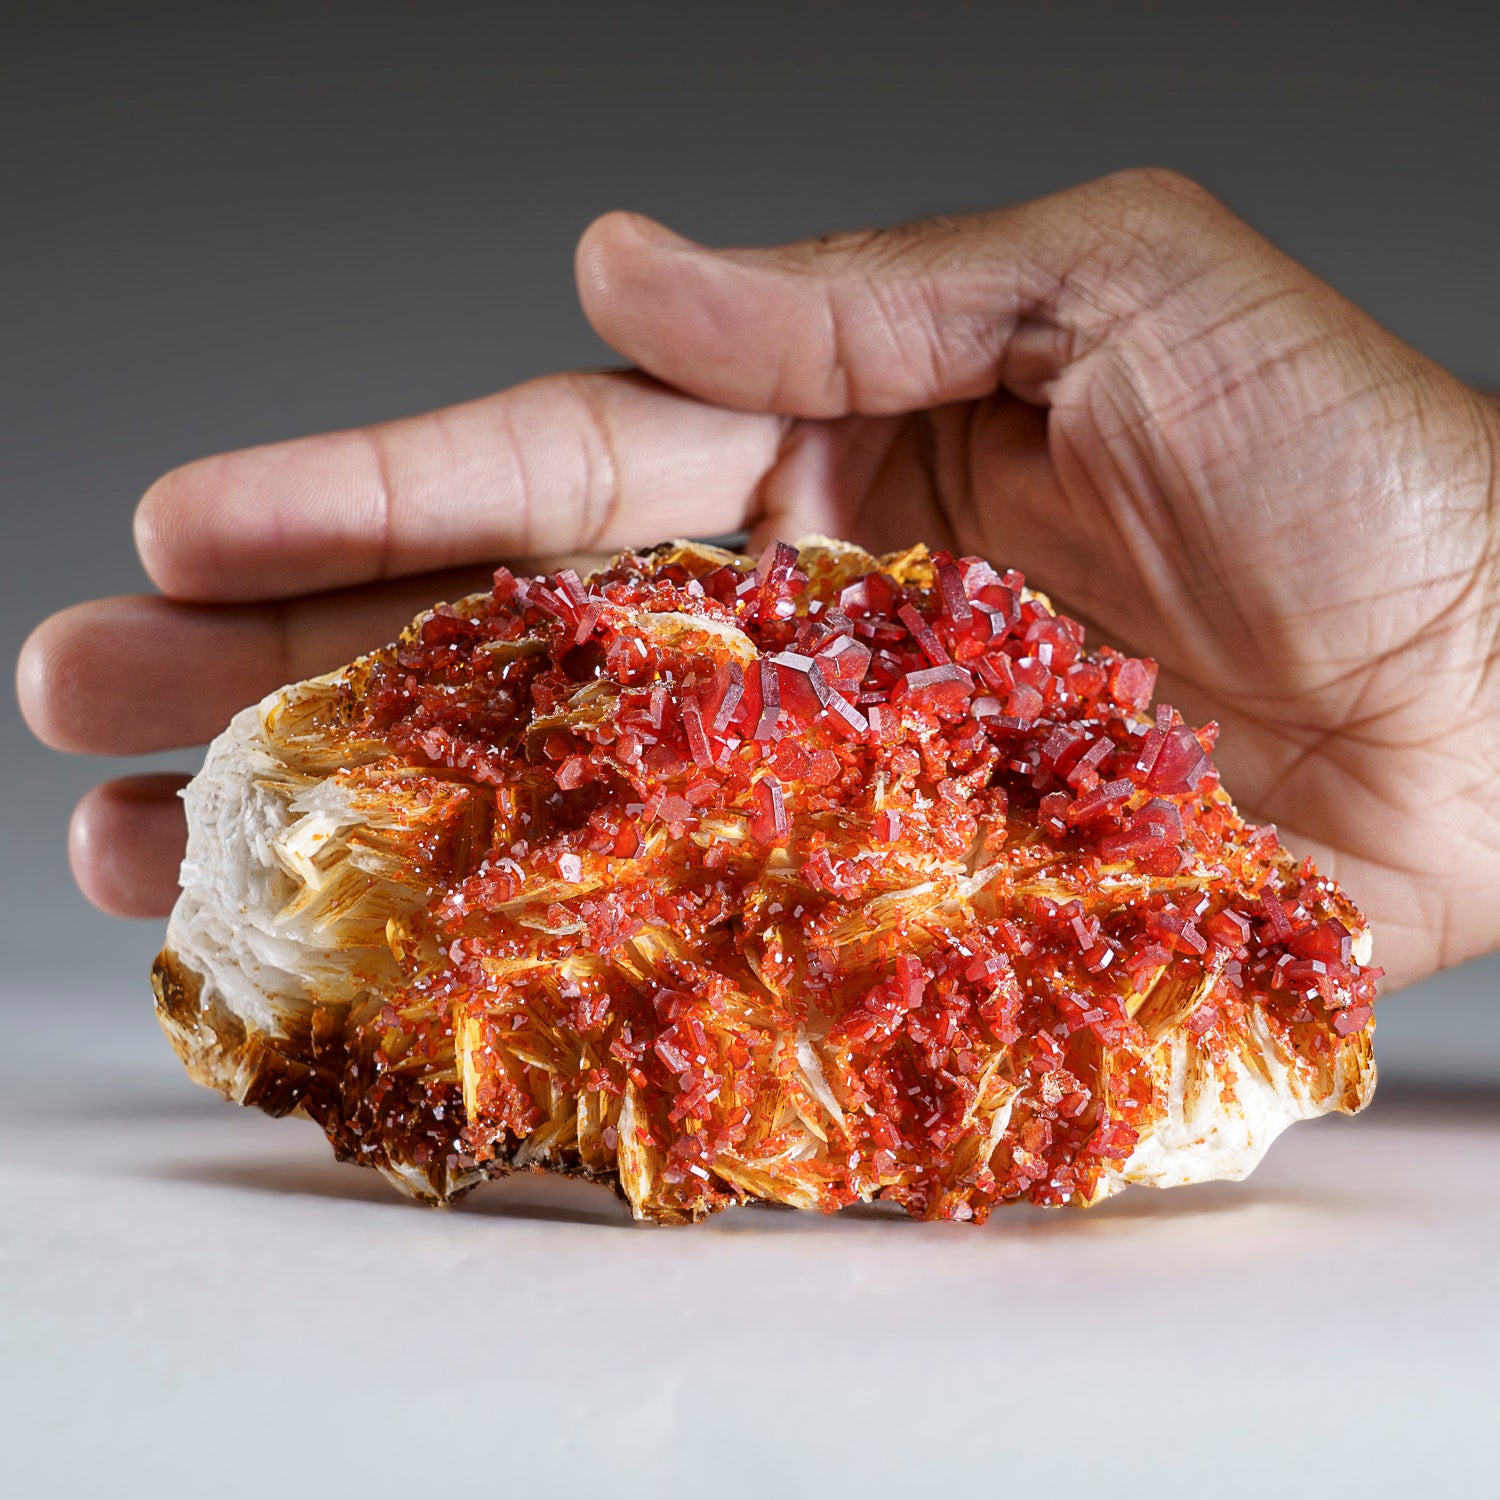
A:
[{"left": 17, "top": 169, "right": 1500, "bottom": 988}]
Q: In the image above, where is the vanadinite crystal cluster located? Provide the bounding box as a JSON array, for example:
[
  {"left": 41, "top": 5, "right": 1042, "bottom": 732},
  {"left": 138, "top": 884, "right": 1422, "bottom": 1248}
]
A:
[{"left": 154, "top": 537, "right": 1378, "bottom": 1223}]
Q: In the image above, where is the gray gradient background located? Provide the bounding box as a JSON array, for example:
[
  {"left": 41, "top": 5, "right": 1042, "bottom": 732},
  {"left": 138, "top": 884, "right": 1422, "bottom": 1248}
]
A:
[{"left": 3, "top": 1, "right": 1496, "bottom": 1074}]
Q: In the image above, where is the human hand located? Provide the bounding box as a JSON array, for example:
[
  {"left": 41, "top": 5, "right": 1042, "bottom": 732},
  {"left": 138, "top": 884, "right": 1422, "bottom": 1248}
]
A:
[{"left": 18, "top": 169, "right": 1499, "bottom": 989}]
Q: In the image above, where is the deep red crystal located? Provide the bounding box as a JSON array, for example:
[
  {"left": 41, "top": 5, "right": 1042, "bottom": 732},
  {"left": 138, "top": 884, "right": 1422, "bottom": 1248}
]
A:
[{"left": 330, "top": 537, "right": 1378, "bottom": 1225}]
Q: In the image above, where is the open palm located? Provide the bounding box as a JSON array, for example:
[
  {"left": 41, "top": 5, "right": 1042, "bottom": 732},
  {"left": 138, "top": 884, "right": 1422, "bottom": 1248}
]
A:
[{"left": 19, "top": 169, "right": 1500, "bottom": 988}]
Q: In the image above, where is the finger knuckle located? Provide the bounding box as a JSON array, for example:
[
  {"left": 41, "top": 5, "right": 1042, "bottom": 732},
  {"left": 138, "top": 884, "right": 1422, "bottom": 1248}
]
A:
[
  {"left": 557, "top": 374, "right": 624, "bottom": 545},
  {"left": 807, "top": 226, "right": 887, "bottom": 263},
  {"left": 1101, "top": 165, "right": 1215, "bottom": 211}
]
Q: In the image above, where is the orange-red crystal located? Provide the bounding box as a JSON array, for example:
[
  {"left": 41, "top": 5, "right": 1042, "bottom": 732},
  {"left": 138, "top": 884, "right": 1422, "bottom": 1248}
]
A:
[{"left": 312, "top": 540, "right": 1379, "bottom": 1221}]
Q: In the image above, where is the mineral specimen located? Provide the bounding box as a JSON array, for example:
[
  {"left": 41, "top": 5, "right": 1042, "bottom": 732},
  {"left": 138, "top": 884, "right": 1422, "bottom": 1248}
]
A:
[{"left": 153, "top": 536, "right": 1378, "bottom": 1222}]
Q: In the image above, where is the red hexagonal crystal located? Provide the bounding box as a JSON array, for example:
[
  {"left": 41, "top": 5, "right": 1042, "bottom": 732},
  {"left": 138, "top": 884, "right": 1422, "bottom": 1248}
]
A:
[{"left": 166, "top": 537, "right": 1379, "bottom": 1228}]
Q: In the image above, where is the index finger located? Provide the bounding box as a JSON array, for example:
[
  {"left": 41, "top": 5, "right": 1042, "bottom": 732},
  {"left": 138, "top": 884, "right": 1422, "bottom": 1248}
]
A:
[{"left": 135, "top": 370, "right": 786, "bottom": 603}]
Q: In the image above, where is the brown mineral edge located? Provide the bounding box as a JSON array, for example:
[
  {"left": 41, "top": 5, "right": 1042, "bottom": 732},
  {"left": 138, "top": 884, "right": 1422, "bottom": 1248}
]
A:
[
  {"left": 152, "top": 947, "right": 634, "bottom": 1206},
  {"left": 152, "top": 537, "right": 1377, "bottom": 1224}
]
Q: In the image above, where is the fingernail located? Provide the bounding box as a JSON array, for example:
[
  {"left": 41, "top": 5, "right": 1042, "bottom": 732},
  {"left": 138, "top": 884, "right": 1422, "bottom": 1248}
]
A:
[{"left": 624, "top": 213, "right": 704, "bottom": 254}]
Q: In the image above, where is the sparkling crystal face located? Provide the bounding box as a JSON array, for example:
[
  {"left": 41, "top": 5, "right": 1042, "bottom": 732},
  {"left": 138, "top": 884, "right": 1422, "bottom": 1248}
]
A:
[{"left": 157, "top": 539, "right": 1379, "bottom": 1222}]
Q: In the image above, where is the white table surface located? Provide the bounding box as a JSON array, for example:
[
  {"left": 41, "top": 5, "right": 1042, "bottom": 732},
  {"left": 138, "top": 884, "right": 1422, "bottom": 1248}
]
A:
[{"left": 3, "top": 990, "right": 1496, "bottom": 1497}]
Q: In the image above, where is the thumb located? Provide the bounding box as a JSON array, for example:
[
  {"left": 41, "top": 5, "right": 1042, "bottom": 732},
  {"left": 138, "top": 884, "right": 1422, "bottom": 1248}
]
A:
[{"left": 575, "top": 169, "right": 1310, "bottom": 419}]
